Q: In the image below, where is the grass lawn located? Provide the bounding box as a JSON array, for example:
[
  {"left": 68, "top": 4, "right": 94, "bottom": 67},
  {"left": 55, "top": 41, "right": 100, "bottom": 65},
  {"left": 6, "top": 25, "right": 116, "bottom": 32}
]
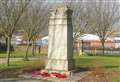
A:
[
  {"left": 0, "top": 55, "right": 120, "bottom": 81},
  {"left": 75, "top": 55, "right": 120, "bottom": 82},
  {"left": 0, "top": 60, "right": 45, "bottom": 79},
  {"left": 75, "top": 55, "right": 120, "bottom": 71},
  {"left": 112, "top": 77, "right": 120, "bottom": 82},
  {"left": 0, "top": 60, "right": 45, "bottom": 70},
  {"left": 0, "top": 51, "right": 47, "bottom": 58},
  {"left": 1, "top": 55, "right": 120, "bottom": 71}
]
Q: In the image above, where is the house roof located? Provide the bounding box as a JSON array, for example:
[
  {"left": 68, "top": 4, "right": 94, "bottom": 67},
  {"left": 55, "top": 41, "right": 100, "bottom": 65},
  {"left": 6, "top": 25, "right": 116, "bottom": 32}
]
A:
[{"left": 80, "top": 34, "right": 100, "bottom": 41}]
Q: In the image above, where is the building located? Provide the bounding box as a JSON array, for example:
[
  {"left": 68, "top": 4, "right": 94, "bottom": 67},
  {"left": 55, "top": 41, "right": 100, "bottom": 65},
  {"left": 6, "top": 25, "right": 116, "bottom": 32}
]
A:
[
  {"left": 37, "top": 34, "right": 120, "bottom": 54},
  {"left": 74, "top": 34, "right": 115, "bottom": 50},
  {"left": 112, "top": 35, "right": 120, "bottom": 48}
]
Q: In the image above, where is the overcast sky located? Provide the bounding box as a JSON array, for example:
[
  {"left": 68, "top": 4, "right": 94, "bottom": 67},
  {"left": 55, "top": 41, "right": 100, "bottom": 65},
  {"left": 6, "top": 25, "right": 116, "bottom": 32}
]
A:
[{"left": 44, "top": 0, "right": 120, "bottom": 3}]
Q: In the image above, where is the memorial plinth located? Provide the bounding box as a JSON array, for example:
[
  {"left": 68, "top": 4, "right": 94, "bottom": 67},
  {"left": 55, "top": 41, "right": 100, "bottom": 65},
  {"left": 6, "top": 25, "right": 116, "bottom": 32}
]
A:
[{"left": 45, "top": 5, "right": 75, "bottom": 74}]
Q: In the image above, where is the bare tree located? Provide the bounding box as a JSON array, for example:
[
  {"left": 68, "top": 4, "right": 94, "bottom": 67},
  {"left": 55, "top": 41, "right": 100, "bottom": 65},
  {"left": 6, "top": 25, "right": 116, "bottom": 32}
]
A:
[
  {"left": 0, "top": 27, "right": 3, "bottom": 38},
  {"left": 0, "top": 28, "right": 3, "bottom": 44},
  {"left": 63, "top": 0, "right": 91, "bottom": 55},
  {"left": 21, "top": 0, "right": 50, "bottom": 60},
  {"left": 0, "top": 0, "right": 31, "bottom": 66},
  {"left": 88, "top": 0, "right": 120, "bottom": 55}
]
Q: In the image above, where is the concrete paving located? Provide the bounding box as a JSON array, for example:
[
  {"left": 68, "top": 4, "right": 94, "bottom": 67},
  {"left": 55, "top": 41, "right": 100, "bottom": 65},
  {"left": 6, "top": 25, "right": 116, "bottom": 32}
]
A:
[
  {"left": 0, "top": 71, "right": 89, "bottom": 82},
  {"left": 19, "top": 71, "right": 89, "bottom": 82},
  {"left": 0, "top": 57, "right": 44, "bottom": 64},
  {"left": 0, "top": 79, "right": 49, "bottom": 82}
]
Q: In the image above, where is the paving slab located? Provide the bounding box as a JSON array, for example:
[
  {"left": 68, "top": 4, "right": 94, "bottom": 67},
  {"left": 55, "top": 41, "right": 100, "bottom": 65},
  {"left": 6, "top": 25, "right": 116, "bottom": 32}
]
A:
[
  {"left": 18, "top": 71, "right": 90, "bottom": 82},
  {"left": 0, "top": 78, "right": 51, "bottom": 82}
]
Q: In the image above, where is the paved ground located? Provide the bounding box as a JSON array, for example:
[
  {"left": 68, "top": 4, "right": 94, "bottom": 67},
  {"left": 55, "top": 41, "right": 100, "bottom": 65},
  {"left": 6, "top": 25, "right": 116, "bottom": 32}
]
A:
[
  {"left": 0, "top": 56, "right": 46, "bottom": 64},
  {"left": 0, "top": 71, "right": 89, "bottom": 82},
  {"left": 0, "top": 79, "right": 49, "bottom": 82},
  {"left": 0, "top": 58, "right": 23, "bottom": 64}
]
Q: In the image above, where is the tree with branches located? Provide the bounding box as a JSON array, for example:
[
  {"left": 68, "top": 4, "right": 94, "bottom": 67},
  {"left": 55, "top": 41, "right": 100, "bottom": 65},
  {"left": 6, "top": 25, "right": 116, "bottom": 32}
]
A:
[
  {"left": 63, "top": 0, "right": 91, "bottom": 55},
  {"left": 0, "top": 0, "right": 31, "bottom": 66},
  {"left": 88, "top": 0, "right": 120, "bottom": 55},
  {"left": 21, "top": 1, "right": 50, "bottom": 60}
]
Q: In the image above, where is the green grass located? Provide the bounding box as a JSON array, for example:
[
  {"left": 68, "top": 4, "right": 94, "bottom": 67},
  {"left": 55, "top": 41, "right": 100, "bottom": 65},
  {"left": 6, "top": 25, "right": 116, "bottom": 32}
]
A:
[
  {"left": 0, "top": 50, "right": 46, "bottom": 70},
  {"left": 112, "top": 77, "right": 120, "bottom": 82},
  {"left": 0, "top": 51, "right": 47, "bottom": 58},
  {"left": 1, "top": 55, "right": 120, "bottom": 71},
  {"left": 0, "top": 55, "right": 120, "bottom": 81},
  {"left": 0, "top": 60, "right": 45, "bottom": 70},
  {"left": 75, "top": 55, "right": 120, "bottom": 71},
  {"left": 75, "top": 55, "right": 120, "bottom": 82}
]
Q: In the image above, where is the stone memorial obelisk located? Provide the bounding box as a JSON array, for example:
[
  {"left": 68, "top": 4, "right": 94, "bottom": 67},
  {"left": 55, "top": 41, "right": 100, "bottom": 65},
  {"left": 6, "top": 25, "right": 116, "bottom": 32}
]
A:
[{"left": 45, "top": 5, "right": 75, "bottom": 74}]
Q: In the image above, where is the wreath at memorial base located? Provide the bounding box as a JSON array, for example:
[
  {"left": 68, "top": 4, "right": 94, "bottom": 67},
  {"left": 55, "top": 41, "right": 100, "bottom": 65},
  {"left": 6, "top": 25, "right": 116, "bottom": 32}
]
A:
[{"left": 32, "top": 71, "right": 67, "bottom": 79}]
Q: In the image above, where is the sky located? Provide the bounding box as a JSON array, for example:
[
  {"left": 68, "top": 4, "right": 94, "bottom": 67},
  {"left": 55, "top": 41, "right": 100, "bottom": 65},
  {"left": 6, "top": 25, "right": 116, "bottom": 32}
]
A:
[
  {"left": 32, "top": 0, "right": 120, "bottom": 28},
  {"left": 44, "top": 0, "right": 120, "bottom": 3}
]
